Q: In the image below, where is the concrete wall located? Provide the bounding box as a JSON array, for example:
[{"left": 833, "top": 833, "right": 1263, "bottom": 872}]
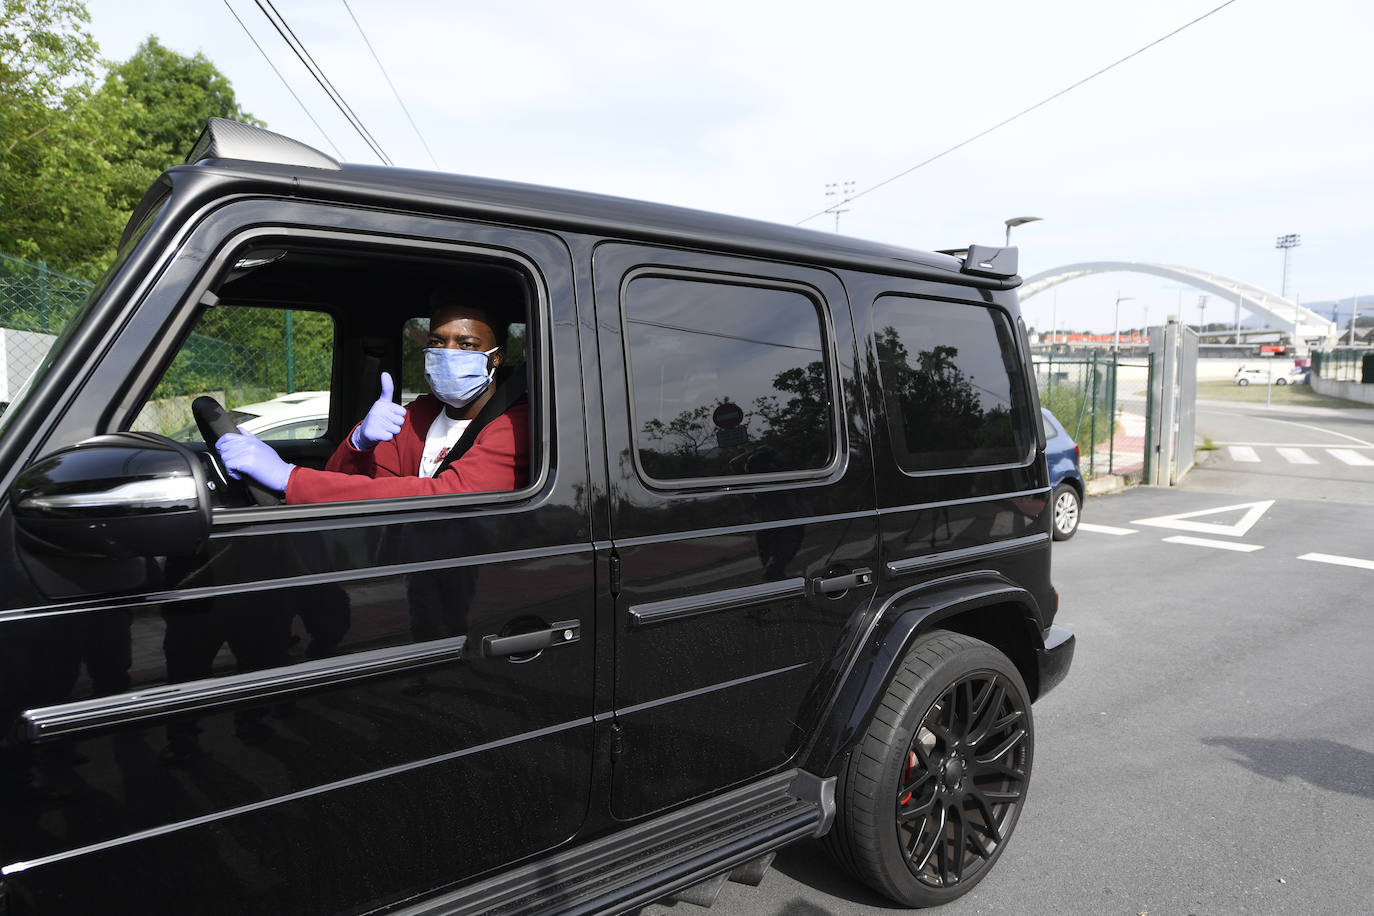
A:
[
  {"left": 1, "top": 327, "right": 58, "bottom": 400},
  {"left": 1311, "top": 373, "right": 1374, "bottom": 405}
]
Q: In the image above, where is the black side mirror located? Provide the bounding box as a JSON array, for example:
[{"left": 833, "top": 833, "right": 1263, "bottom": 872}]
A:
[{"left": 11, "top": 432, "right": 211, "bottom": 559}]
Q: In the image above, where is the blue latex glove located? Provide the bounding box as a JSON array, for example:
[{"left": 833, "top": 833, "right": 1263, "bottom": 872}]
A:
[
  {"left": 216, "top": 429, "right": 296, "bottom": 493},
  {"left": 351, "top": 371, "right": 407, "bottom": 450}
]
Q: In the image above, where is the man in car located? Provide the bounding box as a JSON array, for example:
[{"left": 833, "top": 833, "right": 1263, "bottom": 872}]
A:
[{"left": 216, "top": 295, "right": 529, "bottom": 503}]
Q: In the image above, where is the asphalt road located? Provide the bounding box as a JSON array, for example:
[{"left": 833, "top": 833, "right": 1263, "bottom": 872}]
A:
[
  {"left": 642, "top": 406, "right": 1374, "bottom": 916},
  {"left": 1186, "top": 401, "right": 1374, "bottom": 504}
]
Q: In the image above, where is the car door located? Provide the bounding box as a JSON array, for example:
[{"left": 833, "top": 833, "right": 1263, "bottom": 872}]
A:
[
  {"left": 0, "top": 200, "right": 595, "bottom": 914},
  {"left": 591, "top": 243, "right": 879, "bottom": 820},
  {"left": 849, "top": 275, "right": 1049, "bottom": 607}
]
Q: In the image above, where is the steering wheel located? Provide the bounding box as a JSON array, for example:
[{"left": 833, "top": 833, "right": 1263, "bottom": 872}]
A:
[{"left": 191, "top": 396, "right": 282, "bottom": 507}]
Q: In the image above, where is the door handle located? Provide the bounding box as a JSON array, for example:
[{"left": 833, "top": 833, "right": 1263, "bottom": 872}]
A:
[
  {"left": 810, "top": 568, "right": 873, "bottom": 596},
  {"left": 481, "top": 619, "right": 581, "bottom": 658}
]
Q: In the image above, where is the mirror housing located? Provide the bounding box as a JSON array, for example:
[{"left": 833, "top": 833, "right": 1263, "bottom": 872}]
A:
[{"left": 11, "top": 432, "right": 211, "bottom": 559}]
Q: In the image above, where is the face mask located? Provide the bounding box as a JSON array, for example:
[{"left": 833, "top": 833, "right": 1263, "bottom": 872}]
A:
[{"left": 424, "top": 346, "right": 499, "bottom": 408}]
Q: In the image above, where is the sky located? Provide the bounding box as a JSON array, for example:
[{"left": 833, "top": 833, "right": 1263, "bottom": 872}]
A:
[{"left": 82, "top": 0, "right": 1374, "bottom": 334}]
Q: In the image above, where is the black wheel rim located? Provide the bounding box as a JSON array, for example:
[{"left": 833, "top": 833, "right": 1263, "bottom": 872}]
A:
[{"left": 895, "top": 670, "right": 1029, "bottom": 889}]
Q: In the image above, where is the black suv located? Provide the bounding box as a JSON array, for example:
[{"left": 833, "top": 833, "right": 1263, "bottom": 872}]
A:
[{"left": 0, "top": 120, "right": 1073, "bottom": 914}]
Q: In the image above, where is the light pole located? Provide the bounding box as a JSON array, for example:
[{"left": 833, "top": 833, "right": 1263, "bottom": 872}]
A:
[
  {"left": 825, "top": 181, "right": 854, "bottom": 232},
  {"left": 1004, "top": 216, "right": 1042, "bottom": 246},
  {"left": 1197, "top": 294, "right": 1208, "bottom": 335},
  {"left": 1113, "top": 293, "right": 1134, "bottom": 353},
  {"left": 1276, "top": 232, "right": 1300, "bottom": 296}
]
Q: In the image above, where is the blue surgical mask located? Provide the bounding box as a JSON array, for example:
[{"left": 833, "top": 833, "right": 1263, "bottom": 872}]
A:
[{"left": 424, "top": 346, "right": 499, "bottom": 408}]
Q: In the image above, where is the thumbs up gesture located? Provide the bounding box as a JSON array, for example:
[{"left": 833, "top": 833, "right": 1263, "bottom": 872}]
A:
[{"left": 351, "top": 371, "right": 407, "bottom": 450}]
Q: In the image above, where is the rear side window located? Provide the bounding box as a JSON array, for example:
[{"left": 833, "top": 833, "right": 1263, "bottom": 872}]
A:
[
  {"left": 624, "top": 274, "right": 835, "bottom": 483},
  {"left": 875, "top": 296, "right": 1032, "bottom": 472}
]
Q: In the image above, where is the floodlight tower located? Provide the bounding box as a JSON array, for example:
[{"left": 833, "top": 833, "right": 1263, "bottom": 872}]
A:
[
  {"left": 825, "top": 181, "right": 854, "bottom": 233},
  {"left": 1275, "top": 234, "right": 1300, "bottom": 298}
]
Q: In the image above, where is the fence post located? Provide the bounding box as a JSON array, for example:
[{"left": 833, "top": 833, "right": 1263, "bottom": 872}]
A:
[
  {"left": 1089, "top": 350, "right": 1098, "bottom": 477},
  {"left": 284, "top": 310, "right": 296, "bottom": 394},
  {"left": 1107, "top": 350, "right": 1117, "bottom": 474},
  {"left": 1144, "top": 352, "right": 1154, "bottom": 483},
  {"left": 38, "top": 260, "right": 50, "bottom": 333}
]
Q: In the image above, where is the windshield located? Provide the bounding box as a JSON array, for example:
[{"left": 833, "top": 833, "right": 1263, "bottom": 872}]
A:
[{"left": 0, "top": 201, "right": 166, "bottom": 436}]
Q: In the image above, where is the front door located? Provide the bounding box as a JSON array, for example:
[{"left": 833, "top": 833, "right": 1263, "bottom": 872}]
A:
[
  {"left": 592, "top": 244, "right": 879, "bottom": 820},
  {"left": 0, "top": 201, "right": 595, "bottom": 913}
]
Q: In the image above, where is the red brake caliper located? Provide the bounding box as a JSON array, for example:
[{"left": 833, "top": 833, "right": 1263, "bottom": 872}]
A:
[{"left": 899, "top": 749, "right": 917, "bottom": 805}]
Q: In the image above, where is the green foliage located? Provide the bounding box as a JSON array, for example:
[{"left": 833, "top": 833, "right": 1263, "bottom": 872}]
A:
[
  {"left": 98, "top": 36, "right": 262, "bottom": 215},
  {"left": 1, "top": 3, "right": 259, "bottom": 278},
  {"left": 0, "top": 0, "right": 131, "bottom": 278}
]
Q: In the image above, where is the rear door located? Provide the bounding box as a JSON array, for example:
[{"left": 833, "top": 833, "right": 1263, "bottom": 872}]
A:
[
  {"left": 0, "top": 200, "right": 595, "bottom": 913},
  {"left": 591, "top": 244, "right": 879, "bottom": 819}
]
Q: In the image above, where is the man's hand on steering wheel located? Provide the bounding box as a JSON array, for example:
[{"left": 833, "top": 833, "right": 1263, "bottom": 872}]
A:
[{"left": 216, "top": 429, "right": 296, "bottom": 495}]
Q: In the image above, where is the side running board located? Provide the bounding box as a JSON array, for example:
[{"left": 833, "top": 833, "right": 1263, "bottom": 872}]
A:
[{"left": 398, "top": 769, "right": 835, "bottom": 915}]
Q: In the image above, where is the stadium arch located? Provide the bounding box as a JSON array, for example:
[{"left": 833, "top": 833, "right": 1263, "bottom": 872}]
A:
[{"left": 1019, "top": 262, "right": 1337, "bottom": 342}]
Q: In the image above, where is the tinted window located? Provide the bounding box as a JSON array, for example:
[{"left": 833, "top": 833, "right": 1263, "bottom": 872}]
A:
[
  {"left": 624, "top": 275, "right": 835, "bottom": 482},
  {"left": 875, "top": 296, "right": 1031, "bottom": 471}
]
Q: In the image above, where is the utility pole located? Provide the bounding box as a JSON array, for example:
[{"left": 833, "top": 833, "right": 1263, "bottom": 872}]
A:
[{"left": 824, "top": 181, "right": 854, "bottom": 233}]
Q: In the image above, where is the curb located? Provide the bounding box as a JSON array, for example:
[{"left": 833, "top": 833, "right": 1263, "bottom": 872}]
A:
[{"left": 1085, "top": 473, "right": 1136, "bottom": 497}]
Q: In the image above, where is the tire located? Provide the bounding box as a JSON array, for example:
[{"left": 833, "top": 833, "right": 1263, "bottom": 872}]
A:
[
  {"left": 1237, "top": 378, "right": 1249, "bottom": 386},
  {"left": 824, "top": 632, "right": 1033, "bottom": 908},
  {"left": 1275, "top": 377, "right": 1287, "bottom": 386},
  {"left": 1051, "top": 483, "right": 1081, "bottom": 541}
]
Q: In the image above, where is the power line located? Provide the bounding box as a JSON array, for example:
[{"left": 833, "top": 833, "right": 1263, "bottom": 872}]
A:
[
  {"left": 341, "top": 0, "right": 441, "bottom": 170},
  {"left": 252, "top": 0, "right": 393, "bottom": 165},
  {"left": 796, "top": 0, "right": 1243, "bottom": 227},
  {"left": 222, "top": 0, "right": 344, "bottom": 159}
]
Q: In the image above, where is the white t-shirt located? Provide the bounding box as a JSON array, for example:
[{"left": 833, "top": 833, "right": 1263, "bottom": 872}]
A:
[{"left": 419, "top": 410, "right": 471, "bottom": 478}]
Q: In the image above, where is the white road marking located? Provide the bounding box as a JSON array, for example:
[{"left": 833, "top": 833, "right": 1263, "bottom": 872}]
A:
[
  {"left": 1328, "top": 449, "right": 1374, "bottom": 466},
  {"left": 1163, "top": 535, "right": 1264, "bottom": 552},
  {"left": 1228, "top": 445, "right": 1261, "bottom": 462},
  {"left": 1215, "top": 441, "right": 1374, "bottom": 449},
  {"left": 1132, "top": 500, "right": 1275, "bottom": 537},
  {"left": 1078, "top": 523, "right": 1138, "bottom": 536},
  {"left": 1298, "top": 552, "right": 1374, "bottom": 571},
  {"left": 1276, "top": 447, "right": 1317, "bottom": 465}
]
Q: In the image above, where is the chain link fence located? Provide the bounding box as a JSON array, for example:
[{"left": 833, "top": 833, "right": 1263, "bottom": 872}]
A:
[
  {"left": 1034, "top": 350, "right": 1149, "bottom": 479},
  {"left": 2, "top": 252, "right": 331, "bottom": 433},
  {"left": 1312, "top": 348, "right": 1374, "bottom": 383},
  {"left": 0, "top": 253, "right": 91, "bottom": 403}
]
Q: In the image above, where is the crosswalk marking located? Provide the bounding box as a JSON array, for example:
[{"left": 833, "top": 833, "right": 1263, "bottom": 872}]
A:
[
  {"left": 1276, "top": 447, "right": 1317, "bottom": 465},
  {"left": 1227, "top": 445, "right": 1261, "bottom": 462},
  {"left": 1328, "top": 449, "right": 1374, "bottom": 467}
]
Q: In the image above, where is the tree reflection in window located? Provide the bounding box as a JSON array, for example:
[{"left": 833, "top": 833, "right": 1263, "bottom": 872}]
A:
[
  {"left": 874, "top": 296, "right": 1029, "bottom": 471},
  {"left": 625, "top": 276, "right": 835, "bottom": 482}
]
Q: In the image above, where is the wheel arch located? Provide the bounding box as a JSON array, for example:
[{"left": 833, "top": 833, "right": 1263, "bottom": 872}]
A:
[{"left": 801, "top": 572, "right": 1046, "bottom": 778}]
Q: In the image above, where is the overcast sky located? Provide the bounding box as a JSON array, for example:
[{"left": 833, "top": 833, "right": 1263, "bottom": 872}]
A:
[{"left": 85, "top": 0, "right": 1374, "bottom": 333}]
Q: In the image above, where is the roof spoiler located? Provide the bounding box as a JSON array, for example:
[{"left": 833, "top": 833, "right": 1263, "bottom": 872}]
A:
[
  {"left": 939, "top": 245, "right": 1019, "bottom": 280},
  {"left": 185, "top": 118, "right": 340, "bottom": 171}
]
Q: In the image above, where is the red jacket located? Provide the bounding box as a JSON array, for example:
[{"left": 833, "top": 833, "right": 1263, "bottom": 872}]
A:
[{"left": 284, "top": 394, "right": 530, "bottom": 504}]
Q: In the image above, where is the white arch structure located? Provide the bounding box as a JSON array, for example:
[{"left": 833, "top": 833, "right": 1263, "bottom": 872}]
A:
[{"left": 1019, "top": 262, "right": 1337, "bottom": 342}]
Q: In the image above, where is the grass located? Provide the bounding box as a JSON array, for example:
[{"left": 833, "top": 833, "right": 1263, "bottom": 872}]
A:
[{"left": 1196, "top": 379, "right": 1371, "bottom": 408}]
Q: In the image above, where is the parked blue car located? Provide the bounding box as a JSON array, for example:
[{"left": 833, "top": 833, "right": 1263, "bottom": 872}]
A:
[{"left": 1042, "top": 408, "right": 1085, "bottom": 540}]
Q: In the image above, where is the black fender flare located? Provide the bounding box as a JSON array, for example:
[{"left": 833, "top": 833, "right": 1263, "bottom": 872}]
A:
[{"left": 800, "top": 570, "right": 1045, "bottom": 778}]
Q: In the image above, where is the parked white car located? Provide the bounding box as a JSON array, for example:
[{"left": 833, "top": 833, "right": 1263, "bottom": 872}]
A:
[{"left": 1234, "top": 365, "right": 1308, "bottom": 386}]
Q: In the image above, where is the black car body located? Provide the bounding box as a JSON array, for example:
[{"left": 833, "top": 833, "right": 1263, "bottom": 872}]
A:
[{"left": 0, "top": 121, "right": 1073, "bottom": 914}]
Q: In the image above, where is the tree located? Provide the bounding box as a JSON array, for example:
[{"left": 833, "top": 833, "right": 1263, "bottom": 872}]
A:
[
  {"left": 0, "top": 0, "right": 131, "bottom": 278},
  {"left": 1, "top": 5, "right": 261, "bottom": 279},
  {"left": 98, "top": 36, "right": 262, "bottom": 214}
]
